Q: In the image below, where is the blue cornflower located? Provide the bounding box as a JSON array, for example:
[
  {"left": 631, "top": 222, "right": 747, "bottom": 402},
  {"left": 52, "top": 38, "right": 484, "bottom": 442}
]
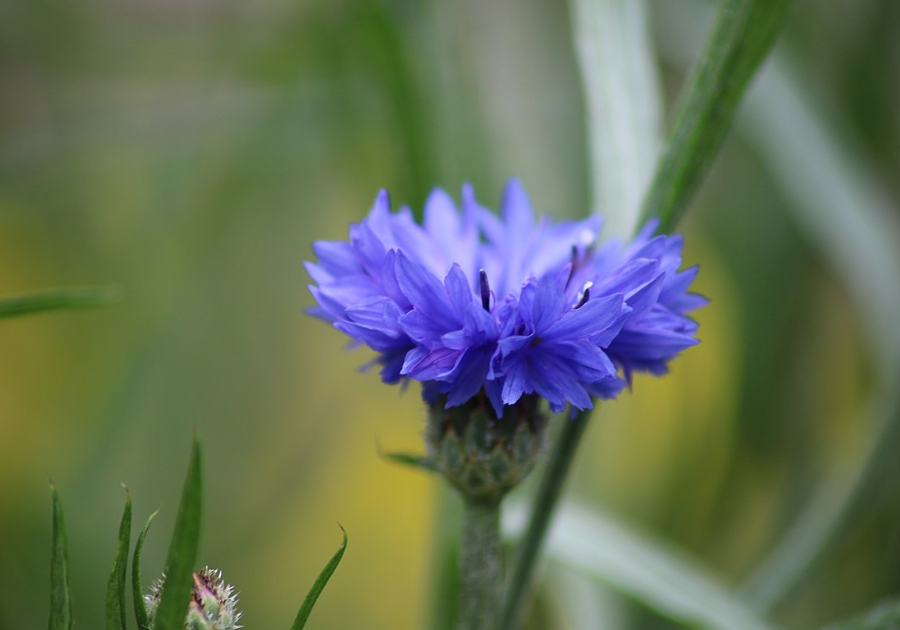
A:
[{"left": 306, "top": 179, "right": 704, "bottom": 416}]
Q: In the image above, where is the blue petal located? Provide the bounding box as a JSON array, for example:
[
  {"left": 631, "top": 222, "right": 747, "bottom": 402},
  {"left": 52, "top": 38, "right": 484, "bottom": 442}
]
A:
[
  {"left": 395, "top": 253, "right": 457, "bottom": 330},
  {"left": 444, "top": 264, "right": 474, "bottom": 320},
  {"left": 312, "top": 240, "right": 362, "bottom": 276},
  {"left": 543, "top": 293, "right": 625, "bottom": 344},
  {"left": 443, "top": 345, "right": 495, "bottom": 407},
  {"left": 529, "top": 274, "right": 568, "bottom": 333}
]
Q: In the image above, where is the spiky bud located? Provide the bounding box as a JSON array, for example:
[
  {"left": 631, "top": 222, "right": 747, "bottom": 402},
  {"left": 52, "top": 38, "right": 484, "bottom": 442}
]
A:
[
  {"left": 146, "top": 567, "right": 242, "bottom": 630},
  {"left": 426, "top": 393, "right": 547, "bottom": 504}
]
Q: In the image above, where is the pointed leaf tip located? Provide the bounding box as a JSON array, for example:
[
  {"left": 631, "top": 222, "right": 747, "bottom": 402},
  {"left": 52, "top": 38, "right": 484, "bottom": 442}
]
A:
[
  {"left": 382, "top": 450, "right": 438, "bottom": 474},
  {"left": 153, "top": 438, "right": 203, "bottom": 630},
  {"left": 48, "top": 484, "right": 73, "bottom": 630},
  {"left": 106, "top": 489, "right": 132, "bottom": 630},
  {"left": 290, "top": 526, "right": 348, "bottom": 630}
]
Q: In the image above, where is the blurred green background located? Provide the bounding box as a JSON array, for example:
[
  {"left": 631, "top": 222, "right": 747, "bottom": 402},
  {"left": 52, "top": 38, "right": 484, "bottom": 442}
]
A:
[{"left": 1, "top": 0, "right": 899, "bottom": 629}]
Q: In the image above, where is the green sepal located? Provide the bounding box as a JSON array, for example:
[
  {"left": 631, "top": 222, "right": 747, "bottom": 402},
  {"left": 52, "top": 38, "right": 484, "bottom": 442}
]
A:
[
  {"left": 290, "top": 526, "right": 348, "bottom": 630},
  {"left": 0, "top": 286, "right": 118, "bottom": 319},
  {"left": 48, "top": 481, "right": 73, "bottom": 630},
  {"left": 132, "top": 509, "right": 158, "bottom": 630},
  {"left": 154, "top": 435, "right": 203, "bottom": 630},
  {"left": 106, "top": 487, "right": 132, "bottom": 630},
  {"left": 430, "top": 405, "right": 546, "bottom": 504}
]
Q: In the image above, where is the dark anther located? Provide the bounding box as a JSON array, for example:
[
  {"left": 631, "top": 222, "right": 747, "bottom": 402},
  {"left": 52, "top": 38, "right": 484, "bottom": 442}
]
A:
[
  {"left": 479, "top": 269, "right": 491, "bottom": 311},
  {"left": 575, "top": 284, "right": 592, "bottom": 309}
]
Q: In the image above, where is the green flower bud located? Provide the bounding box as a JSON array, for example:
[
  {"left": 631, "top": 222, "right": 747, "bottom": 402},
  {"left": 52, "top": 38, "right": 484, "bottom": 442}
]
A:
[
  {"left": 146, "top": 567, "right": 242, "bottom": 630},
  {"left": 426, "top": 393, "right": 547, "bottom": 503}
]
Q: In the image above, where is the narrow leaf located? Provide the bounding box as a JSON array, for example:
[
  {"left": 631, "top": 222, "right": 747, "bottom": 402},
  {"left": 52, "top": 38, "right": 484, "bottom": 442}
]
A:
[
  {"left": 106, "top": 488, "right": 132, "bottom": 630},
  {"left": 132, "top": 510, "right": 159, "bottom": 630},
  {"left": 0, "top": 286, "right": 118, "bottom": 319},
  {"left": 570, "top": 0, "right": 661, "bottom": 238},
  {"left": 290, "top": 526, "right": 348, "bottom": 630},
  {"left": 382, "top": 451, "right": 438, "bottom": 474},
  {"left": 639, "top": 0, "right": 794, "bottom": 233},
  {"left": 48, "top": 481, "right": 73, "bottom": 630},
  {"left": 154, "top": 436, "right": 203, "bottom": 630},
  {"left": 657, "top": 0, "right": 900, "bottom": 611},
  {"left": 503, "top": 501, "right": 781, "bottom": 630}
]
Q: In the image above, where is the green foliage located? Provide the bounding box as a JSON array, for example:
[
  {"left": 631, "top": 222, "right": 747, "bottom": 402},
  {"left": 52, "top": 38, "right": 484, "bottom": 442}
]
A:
[
  {"left": 0, "top": 286, "right": 118, "bottom": 319},
  {"left": 639, "top": 0, "right": 794, "bottom": 233},
  {"left": 153, "top": 435, "right": 203, "bottom": 630},
  {"left": 106, "top": 489, "right": 132, "bottom": 630},
  {"left": 45, "top": 435, "right": 350, "bottom": 630},
  {"left": 48, "top": 482, "right": 73, "bottom": 630},
  {"left": 132, "top": 510, "right": 159, "bottom": 630},
  {"left": 290, "top": 526, "right": 348, "bottom": 630},
  {"left": 505, "top": 502, "right": 779, "bottom": 630}
]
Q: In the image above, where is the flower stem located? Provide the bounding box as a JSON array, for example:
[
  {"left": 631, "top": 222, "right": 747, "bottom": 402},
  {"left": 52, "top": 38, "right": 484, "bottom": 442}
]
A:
[
  {"left": 499, "top": 407, "right": 594, "bottom": 630},
  {"left": 457, "top": 498, "right": 503, "bottom": 630}
]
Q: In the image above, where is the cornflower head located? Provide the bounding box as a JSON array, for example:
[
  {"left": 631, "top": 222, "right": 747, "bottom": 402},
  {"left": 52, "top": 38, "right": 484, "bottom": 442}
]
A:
[
  {"left": 306, "top": 179, "right": 704, "bottom": 500},
  {"left": 306, "top": 179, "right": 704, "bottom": 415}
]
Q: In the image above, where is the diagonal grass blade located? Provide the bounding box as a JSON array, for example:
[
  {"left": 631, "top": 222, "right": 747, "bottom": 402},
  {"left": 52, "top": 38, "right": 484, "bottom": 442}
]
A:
[
  {"left": 504, "top": 501, "right": 781, "bottom": 630},
  {"left": 639, "top": 0, "right": 794, "bottom": 233}
]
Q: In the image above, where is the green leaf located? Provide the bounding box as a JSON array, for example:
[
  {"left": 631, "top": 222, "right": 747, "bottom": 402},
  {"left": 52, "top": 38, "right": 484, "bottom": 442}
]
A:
[
  {"left": 570, "top": 0, "right": 661, "bottom": 238},
  {"left": 381, "top": 451, "right": 438, "bottom": 474},
  {"left": 132, "top": 510, "right": 159, "bottom": 630},
  {"left": 154, "top": 435, "right": 203, "bottom": 630},
  {"left": 657, "top": 0, "right": 900, "bottom": 613},
  {"left": 0, "top": 286, "right": 119, "bottom": 319},
  {"left": 106, "top": 488, "right": 132, "bottom": 630},
  {"left": 639, "top": 0, "right": 794, "bottom": 233},
  {"left": 503, "top": 501, "right": 781, "bottom": 630},
  {"left": 290, "top": 525, "right": 348, "bottom": 630},
  {"left": 48, "top": 481, "right": 73, "bottom": 630}
]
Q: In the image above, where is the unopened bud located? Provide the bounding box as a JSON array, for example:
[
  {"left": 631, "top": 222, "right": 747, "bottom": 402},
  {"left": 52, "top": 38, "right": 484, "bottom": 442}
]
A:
[{"left": 146, "top": 567, "right": 242, "bottom": 630}]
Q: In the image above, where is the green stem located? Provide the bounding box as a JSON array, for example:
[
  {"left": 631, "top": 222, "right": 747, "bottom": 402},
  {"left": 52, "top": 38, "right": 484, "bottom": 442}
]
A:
[
  {"left": 499, "top": 407, "right": 594, "bottom": 630},
  {"left": 637, "top": 0, "right": 793, "bottom": 234},
  {"left": 457, "top": 498, "right": 503, "bottom": 630}
]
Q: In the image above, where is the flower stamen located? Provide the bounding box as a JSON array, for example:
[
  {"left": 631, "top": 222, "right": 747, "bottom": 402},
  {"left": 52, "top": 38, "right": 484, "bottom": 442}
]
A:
[{"left": 479, "top": 269, "right": 491, "bottom": 312}]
